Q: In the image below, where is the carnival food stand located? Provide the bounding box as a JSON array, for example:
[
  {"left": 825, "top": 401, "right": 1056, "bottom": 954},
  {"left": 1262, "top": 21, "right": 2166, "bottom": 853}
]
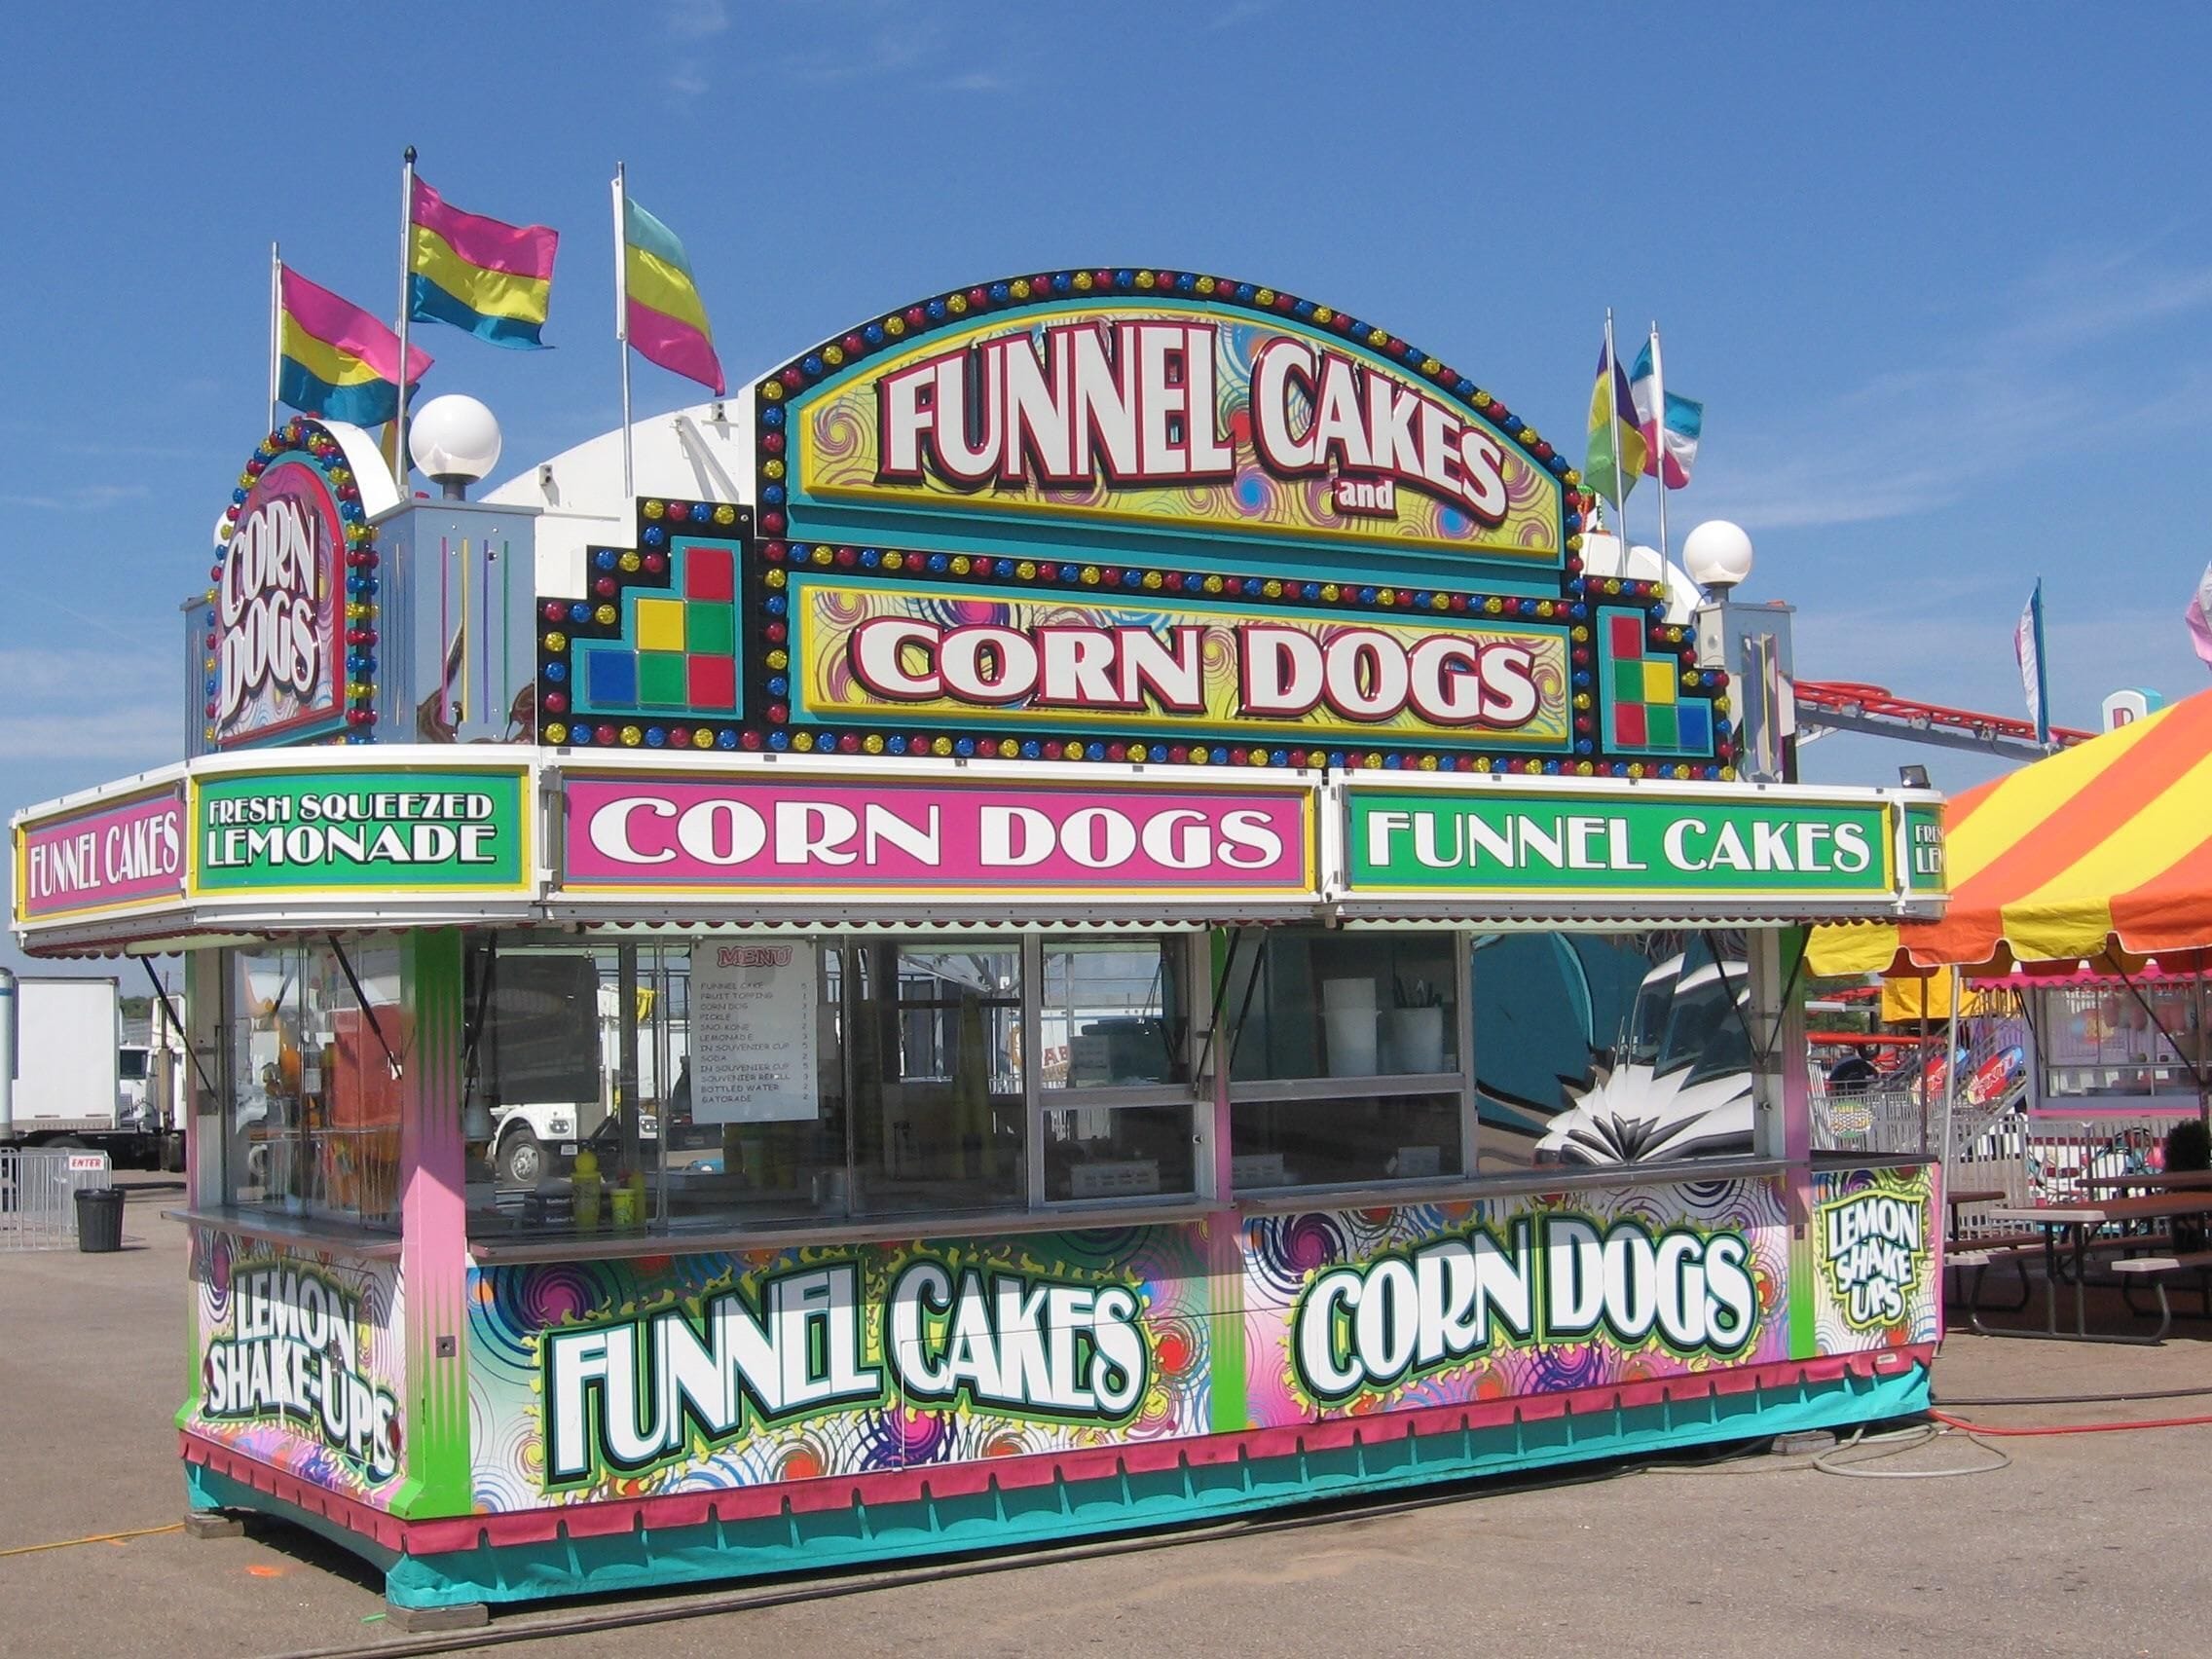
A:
[
  {"left": 13, "top": 271, "right": 1946, "bottom": 1615},
  {"left": 1810, "top": 691, "right": 2212, "bottom": 1276}
]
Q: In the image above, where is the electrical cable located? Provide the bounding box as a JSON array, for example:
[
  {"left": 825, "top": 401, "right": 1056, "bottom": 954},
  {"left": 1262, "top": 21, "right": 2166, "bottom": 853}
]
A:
[
  {"left": 0, "top": 1522, "right": 184, "bottom": 1559},
  {"left": 1935, "top": 1383, "right": 2212, "bottom": 1408},
  {"left": 1810, "top": 1421, "right": 2009, "bottom": 1479},
  {"left": 1930, "top": 1407, "right": 2212, "bottom": 1438}
]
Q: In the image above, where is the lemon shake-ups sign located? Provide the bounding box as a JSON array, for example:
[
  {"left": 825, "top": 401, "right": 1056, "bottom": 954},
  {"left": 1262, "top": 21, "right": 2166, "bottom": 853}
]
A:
[{"left": 1347, "top": 788, "right": 1896, "bottom": 897}]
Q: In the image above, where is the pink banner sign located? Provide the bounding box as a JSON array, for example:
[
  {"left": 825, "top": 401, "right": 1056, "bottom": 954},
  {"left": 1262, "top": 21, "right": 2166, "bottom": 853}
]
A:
[
  {"left": 562, "top": 774, "right": 1313, "bottom": 893},
  {"left": 17, "top": 788, "right": 186, "bottom": 922}
]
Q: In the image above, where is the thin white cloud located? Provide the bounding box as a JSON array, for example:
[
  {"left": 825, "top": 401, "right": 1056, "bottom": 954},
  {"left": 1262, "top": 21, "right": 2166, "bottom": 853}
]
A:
[
  {"left": 1692, "top": 247, "right": 2212, "bottom": 533},
  {"left": 0, "top": 706, "right": 180, "bottom": 764},
  {"left": 1207, "top": 0, "right": 1277, "bottom": 29},
  {"left": 779, "top": 23, "right": 935, "bottom": 84},
  {"left": 664, "top": 0, "right": 729, "bottom": 39},
  {"left": 0, "top": 482, "right": 150, "bottom": 511},
  {"left": 0, "top": 643, "right": 178, "bottom": 763}
]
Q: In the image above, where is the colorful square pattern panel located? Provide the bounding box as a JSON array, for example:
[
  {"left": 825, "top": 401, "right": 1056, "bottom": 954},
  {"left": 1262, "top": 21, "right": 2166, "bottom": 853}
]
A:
[
  {"left": 571, "top": 540, "right": 742, "bottom": 717},
  {"left": 1599, "top": 606, "right": 1715, "bottom": 756}
]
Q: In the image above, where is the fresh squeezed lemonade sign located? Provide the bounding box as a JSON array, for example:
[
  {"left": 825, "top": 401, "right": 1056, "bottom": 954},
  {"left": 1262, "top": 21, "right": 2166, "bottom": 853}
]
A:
[
  {"left": 211, "top": 460, "right": 343, "bottom": 745},
  {"left": 193, "top": 769, "right": 527, "bottom": 892}
]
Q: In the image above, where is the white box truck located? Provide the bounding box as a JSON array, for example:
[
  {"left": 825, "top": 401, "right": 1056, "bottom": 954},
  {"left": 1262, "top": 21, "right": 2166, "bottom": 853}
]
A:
[{"left": 0, "top": 971, "right": 185, "bottom": 1169}]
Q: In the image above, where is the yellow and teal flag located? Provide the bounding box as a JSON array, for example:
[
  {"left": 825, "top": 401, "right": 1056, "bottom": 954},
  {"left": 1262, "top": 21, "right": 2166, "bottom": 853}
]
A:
[
  {"left": 1586, "top": 331, "right": 1648, "bottom": 507},
  {"left": 620, "top": 191, "right": 725, "bottom": 395},
  {"left": 408, "top": 177, "right": 559, "bottom": 350}
]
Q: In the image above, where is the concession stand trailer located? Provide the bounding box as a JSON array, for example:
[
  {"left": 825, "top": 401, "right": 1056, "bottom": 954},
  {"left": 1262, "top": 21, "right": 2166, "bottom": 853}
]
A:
[{"left": 11, "top": 270, "right": 1948, "bottom": 1615}]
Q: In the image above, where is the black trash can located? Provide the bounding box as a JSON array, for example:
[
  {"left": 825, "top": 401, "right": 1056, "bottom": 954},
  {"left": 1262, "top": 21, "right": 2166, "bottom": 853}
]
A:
[{"left": 74, "top": 1188, "right": 126, "bottom": 1253}]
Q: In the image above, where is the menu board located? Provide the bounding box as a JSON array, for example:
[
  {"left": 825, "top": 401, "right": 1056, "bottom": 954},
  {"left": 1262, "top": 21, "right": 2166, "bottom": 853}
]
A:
[{"left": 687, "top": 942, "right": 820, "bottom": 1124}]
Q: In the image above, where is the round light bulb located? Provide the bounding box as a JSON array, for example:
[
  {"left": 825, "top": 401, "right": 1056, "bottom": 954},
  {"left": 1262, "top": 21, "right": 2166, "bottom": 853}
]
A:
[
  {"left": 1682, "top": 520, "right": 1755, "bottom": 592},
  {"left": 407, "top": 394, "right": 503, "bottom": 486}
]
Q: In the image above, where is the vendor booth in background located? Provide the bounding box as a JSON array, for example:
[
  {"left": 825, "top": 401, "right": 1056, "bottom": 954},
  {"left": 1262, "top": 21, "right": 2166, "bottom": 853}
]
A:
[
  {"left": 14, "top": 271, "right": 1944, "bottom": 1616},
  {"left": 1811, "top": 690, "right": 2212, "bottom": 1205}
]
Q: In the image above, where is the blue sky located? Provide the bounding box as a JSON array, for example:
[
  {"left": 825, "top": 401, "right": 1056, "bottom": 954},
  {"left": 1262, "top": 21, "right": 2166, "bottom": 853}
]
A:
[{"left": 6, "top": 1, "right": 2212, "bottom": 966}]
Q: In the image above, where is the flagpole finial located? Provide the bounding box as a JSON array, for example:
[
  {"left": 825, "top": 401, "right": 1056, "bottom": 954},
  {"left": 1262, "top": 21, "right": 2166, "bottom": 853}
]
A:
[{"left": 403, "top": 145, "right": 417, "bottom": 165}]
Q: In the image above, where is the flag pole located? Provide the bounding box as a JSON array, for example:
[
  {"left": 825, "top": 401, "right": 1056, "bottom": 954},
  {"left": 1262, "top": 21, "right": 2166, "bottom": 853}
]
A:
[
  {"left": 393, "top": 145, "right": 417, "bottom": 482},
  {"left": 2033, "top": 577, "right": 2051, "bottom": 748},
  {"left": 1648, "top": 321, "right": 1671, "bottom": 568},
  {"left": 612, "top": 163, "right": 634, "bottom": 503},
  {"left": 268, "top": 242, "right": 281, "bottom": 434},
  {"left": 1604, "top": 309, "right": 1629, "bottom": 550}
]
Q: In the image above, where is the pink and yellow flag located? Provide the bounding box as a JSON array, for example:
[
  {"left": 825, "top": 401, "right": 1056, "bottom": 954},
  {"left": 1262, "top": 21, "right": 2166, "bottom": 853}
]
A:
[
  {"left": 620, "top": 194, "right": 724, "bottom": 395},
  {"left": 408, "top": 177, "right": 559, "bottom": 349}
]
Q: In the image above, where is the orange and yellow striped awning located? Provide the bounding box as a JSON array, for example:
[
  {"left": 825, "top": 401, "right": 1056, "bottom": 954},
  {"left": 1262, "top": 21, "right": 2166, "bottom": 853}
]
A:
[{"left": 1810, "top": 688, "right": 2212, "bottom": 976}]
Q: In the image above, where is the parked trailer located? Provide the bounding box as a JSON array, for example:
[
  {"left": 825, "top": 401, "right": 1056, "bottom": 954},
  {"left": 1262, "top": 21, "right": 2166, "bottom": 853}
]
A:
[{"left": 0, "top": 970, "right": 181, "bottom": 1169}]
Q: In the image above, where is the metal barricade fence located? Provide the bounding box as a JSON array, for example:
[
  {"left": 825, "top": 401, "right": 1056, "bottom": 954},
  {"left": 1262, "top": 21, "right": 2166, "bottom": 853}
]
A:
[
  {"left": 0, "top": 1147, "right": 115, "bottom": 1250},
  {"left": 1812, "top": 1082, "right": 1937, "bottom": 1158}
]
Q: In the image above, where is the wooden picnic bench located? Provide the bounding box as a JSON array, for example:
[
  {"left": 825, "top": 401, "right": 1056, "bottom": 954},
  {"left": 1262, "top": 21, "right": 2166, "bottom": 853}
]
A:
[
  {"left": 2081, "top": 1169, "right": 2212, "bottom": 1195},
  {"left": 2110, "top": 1250, "right": 2212, "bottom": 1341},
  {"left": 1978, "top": 1194, "right": 2212, "bottom": 1343}
]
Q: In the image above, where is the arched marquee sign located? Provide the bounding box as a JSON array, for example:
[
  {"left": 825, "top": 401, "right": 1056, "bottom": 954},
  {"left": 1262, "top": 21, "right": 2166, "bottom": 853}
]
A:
[{"left": 540, "top": 271, "right": 1732, "bottom": 779}]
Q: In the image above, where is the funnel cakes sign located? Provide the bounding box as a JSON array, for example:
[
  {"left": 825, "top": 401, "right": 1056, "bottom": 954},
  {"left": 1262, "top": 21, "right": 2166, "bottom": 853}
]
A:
[
  {"left": 793, "top": 301, "right": 1559, "bottom": 567},
  {"left": 538, "top": 271, "right": 1732, "bottom": 780}
]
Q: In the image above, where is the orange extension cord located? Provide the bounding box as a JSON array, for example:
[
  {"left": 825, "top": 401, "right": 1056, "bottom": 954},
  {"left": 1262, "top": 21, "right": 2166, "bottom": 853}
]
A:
[{"left": 1929, "top": 1408, "right": 2212, "bottom": 1437}]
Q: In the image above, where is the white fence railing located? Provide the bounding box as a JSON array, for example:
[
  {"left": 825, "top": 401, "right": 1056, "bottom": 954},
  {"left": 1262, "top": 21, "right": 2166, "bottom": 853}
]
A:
[{"left": 0, "top": 1148, "right": 115, "bottom": 1250}]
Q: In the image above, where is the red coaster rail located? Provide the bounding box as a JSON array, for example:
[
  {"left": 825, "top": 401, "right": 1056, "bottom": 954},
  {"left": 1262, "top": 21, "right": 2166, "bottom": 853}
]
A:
[{"left": 1793, "top": 680, "right": 2096, "bottom": 758}]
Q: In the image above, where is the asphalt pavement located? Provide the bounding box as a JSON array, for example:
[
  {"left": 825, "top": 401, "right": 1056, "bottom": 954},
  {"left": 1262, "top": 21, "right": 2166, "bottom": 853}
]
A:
[{"left": 3, "top": 1173, "right": 2208, "bottom": 1658}]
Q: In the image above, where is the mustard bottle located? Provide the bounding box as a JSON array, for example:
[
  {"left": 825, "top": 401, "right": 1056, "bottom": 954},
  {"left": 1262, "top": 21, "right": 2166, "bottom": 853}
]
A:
[{"left": 571, "top": 1148, "right": 603, "bottom": 1230}]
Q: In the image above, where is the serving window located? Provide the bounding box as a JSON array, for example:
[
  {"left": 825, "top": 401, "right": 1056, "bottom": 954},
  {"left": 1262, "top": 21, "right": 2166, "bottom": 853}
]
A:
[
  {"left": 1225, "top": 929, "right": 1471, "bottom": 1192},
  {"left": 460, "top": 930, "right": 1204, "bottom": 1241},
  {"left": 215, "top": 940, "right": 404, "bottom": 1232}
]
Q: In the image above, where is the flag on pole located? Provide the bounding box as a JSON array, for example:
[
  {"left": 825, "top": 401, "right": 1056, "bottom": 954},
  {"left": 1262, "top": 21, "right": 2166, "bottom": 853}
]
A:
[
  {"left": 2187, "top": 562, "right": 2212, "bottom": 673},
  {"left": 1585, "top": 331, "right": 1647, "bottom": 507},
  {"left": 277, "top": 268, "right": 431, "bottom": 426},
  {"left": 619, "top": 195, "right": 724, "bottom": 394},
  {"left": 1628, "top": 340, "right": 1703, "bottom": 488},
  {"left": 2014, "top": 580, "right": 2051, "bottom": 744},
  {"left": 407, "top": 177, "right": 559, "bottom": 349}
]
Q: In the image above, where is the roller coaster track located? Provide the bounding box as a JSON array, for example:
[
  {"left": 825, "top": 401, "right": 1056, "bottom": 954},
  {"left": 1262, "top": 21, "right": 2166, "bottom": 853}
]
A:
[{"left": 1792, "top": 680, "right": 2096, "bottom": 760}]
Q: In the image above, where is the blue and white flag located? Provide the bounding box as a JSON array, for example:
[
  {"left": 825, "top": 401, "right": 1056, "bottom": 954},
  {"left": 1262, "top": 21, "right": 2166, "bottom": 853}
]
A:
[
  {"left": 1628, "top": 334, "right": 1703, "bottom": 489},
  {"left": 2014, "top": 581, "right": 2050, "bottom": 745}
]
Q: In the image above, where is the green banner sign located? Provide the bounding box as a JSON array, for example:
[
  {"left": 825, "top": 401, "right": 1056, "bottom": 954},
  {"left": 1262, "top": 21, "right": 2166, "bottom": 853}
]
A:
[
  {"left": 1347, "top": 789, "right": 1896, "bottom": 896},
  {"left": 193, "top": 769, "right": 529, "bottom": 894},
  {"left": 1901, "top": 804, "right": 1945, "bottom": 892}
]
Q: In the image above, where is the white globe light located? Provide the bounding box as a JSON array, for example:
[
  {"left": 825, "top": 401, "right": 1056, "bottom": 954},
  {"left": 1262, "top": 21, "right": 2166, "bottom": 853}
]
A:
[
  {"left": 1682, "top": 519, "right": 1755, "bottom": 592},
  {"left": 408, "top": 394, "right": 503, "bottom": 486}
]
